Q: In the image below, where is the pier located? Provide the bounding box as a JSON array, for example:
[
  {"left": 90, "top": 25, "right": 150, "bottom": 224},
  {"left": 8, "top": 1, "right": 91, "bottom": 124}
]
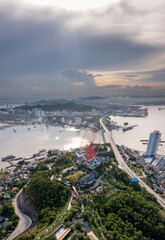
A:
[
  {"left": 122, "top": 124, "right": 138, "bottom": 132},
  {"left": 0, "top": 124, "right": 14, "bottom": 131}
]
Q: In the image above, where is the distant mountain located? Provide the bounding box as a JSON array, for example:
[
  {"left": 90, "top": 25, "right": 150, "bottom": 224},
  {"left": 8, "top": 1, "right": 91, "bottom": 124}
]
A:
[
  {"left": 79, "top": 96, "right": 108, "bottom": 101},
  {"left": 32, "top": 99, "right": 69, "bottom": 105},
  {"left": 16, "top": 101, "right": 97, "bottom": 112},
  {"left": 127, "top": 95, "right": 165, "bottom": 99}
]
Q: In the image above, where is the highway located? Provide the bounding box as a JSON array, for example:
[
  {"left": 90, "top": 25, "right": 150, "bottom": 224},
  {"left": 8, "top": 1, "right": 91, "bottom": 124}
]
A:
[
  {"left": 7, "top": 189, "right": 32, "bottom": 240},
  {"left": 100, "top": 117, "right": 165, "bottom": 209}
]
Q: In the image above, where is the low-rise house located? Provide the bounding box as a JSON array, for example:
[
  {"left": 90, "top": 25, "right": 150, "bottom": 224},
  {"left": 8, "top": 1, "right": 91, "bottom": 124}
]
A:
[
  {"left": 62, "top": 166, "right": 75, "bottom": 174},
  {"left": 0, "top": 216, "right": 4, "bottom": 223},
  {"left": 87, "top": 156, "right": 105, "bottom": 170},
  {"left": 87, "top": 231, "right": 99, "bottom": 240},
  {"left": 80, "top": 172, "right": 96, "bottom": 187},
  {"left": 46, "top": 163, "right": 55, "bottom": 170},
  {"left": 4, "top": 194, "right": 11, "bottom": 199},
  {"left": 22, "top": 174, "right": 29, "bottom": 179},
  {"left": 35, "top": 155, "right": 47, "bottom": 161},
  {"left": 0, "top": 219, "right": 9, "bottom": 229}
]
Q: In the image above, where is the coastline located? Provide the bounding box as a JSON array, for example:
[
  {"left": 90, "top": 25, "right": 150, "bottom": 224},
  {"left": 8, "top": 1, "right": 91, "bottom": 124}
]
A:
[
  {"left": 110, "top": 105, "right": 165, "bottom": 156},
  {"left": 1, "top": 105, "right": 165, "bottom": 170},
  {"left": 0, "top": 124, "right": 85, "bottom": 170}
]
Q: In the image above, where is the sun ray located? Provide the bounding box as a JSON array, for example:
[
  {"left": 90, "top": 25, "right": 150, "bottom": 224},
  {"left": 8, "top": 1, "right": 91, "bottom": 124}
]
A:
[{"left": 21, "top": 0, "right": 120, "bottom": 11}]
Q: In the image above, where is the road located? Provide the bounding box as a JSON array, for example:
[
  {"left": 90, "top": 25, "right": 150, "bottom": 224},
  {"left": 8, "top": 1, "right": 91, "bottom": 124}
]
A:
[
  {"left": 100, "top": 117, "right": 165, "bottom": 209},
  {"left": 67, "top": 191, "right": 73, "bottom": 210},
  {"left": 7, "top": 189, "right": 32, "bottom": 240},
  {"left": 88, "top": 174, "right": 103, "bottom": 191}
]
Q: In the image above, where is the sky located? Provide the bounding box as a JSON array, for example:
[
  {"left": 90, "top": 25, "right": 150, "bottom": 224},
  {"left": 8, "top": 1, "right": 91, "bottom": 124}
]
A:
[{"left": 0, "top": 0, "right": 165, "bottom": 100}]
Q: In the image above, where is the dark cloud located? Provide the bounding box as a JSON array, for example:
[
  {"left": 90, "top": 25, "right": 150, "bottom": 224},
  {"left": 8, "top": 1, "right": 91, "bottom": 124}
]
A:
[
  {"left": 124, "top": 85, "right": 151, "bottom": 90},
  {"left": 141, "top": 69, "right": 165, "bottom": 82},
  {"left": 77, "top": 33, "right": 160, "bottom": 71},
  {"left": 102, "top": 84, "right": 153, "bottom": 98},
  {"left": 62, "top": 70, "right": 100, "bottom": 82},
  {"left": 0, "top": 0, "right": 164, "bottom": 99},
  {"left": 0, "top": 8, "right": 159, "bottom": 77},
  {"left": 99, "top": 84, "right": 122, "bottom": 89},
  {"left": 126, "top": 74, "right": 138, "bottom": 78},
  {"left": 121, "top": 85, "right": 152, "bottom": 97},
  {"left": 123, "top": 69, "right": 165, "bottom": 83}
]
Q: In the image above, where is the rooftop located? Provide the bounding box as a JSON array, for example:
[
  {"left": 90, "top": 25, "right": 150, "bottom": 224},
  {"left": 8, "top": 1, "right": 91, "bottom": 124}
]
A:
[{"left": 87, "top": 231, "right": 99, "bottom": 240}]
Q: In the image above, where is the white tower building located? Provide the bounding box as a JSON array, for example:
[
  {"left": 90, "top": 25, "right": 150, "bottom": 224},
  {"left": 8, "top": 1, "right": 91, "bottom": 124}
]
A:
[
  {"left": 146, "top": 130, "right": 161, "bottom": 157},
  {"left": 61, "top": 117, "right": 65, "bottom": 124},
  {"left": 75, "top": 117, "right": 82, "bottom": 126}
]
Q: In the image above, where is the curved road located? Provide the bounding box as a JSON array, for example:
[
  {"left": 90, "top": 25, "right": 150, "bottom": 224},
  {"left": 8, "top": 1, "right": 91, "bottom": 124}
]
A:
[
  {"left": 67, "top": 191, "right": 73, "bottom": 210},
  {"left": 100, "top": 117, "right": 165, "bottom": 209},
  {"left": 7, "top": 189, "right": 32, "bottom": 240}
]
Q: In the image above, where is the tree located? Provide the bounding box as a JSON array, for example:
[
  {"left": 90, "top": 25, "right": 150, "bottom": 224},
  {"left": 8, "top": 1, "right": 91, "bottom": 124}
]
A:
[
  {"left": 17, "top": 234, "right": 35, "bottom": 240},
  {"left": 6, "top": 221, "right": 13, "bottom": 230},
  {"left": 37, "top": 162, "right": 49, "bottom": 171},
  {"left": 93, "top": 189, "right": 165, "bottom": 240},
  {"left": 1, "top": 228, "right": 6, "bottom": 236},
  {"left": 45, "top": 234, "right": 57, "bottom": 240}
]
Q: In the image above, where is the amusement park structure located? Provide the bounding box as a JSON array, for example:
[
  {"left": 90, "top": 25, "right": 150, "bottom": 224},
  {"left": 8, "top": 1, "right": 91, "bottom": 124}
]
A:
[{"left": 81, "top": 126, "right": 101, "bottom": 164}]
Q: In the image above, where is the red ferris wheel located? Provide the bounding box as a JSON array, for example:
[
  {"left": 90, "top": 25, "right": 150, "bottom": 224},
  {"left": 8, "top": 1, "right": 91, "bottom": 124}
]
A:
[{"left": 81, "top": 126, "right": 101, "bottom": 164}]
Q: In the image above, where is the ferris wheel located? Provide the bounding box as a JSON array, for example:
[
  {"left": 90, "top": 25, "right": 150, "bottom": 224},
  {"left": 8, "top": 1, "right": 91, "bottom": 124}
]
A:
[{"left": 81, "top": 126, "right": 101, "bottom": 163}]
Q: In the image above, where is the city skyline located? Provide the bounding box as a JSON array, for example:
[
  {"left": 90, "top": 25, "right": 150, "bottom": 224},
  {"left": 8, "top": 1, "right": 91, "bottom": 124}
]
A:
[{"left": 0, "top": 0, "right": 165, "bottom": 100}]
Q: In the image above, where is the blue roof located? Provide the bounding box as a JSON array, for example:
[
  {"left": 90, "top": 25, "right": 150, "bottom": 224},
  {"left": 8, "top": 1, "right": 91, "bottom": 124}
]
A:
[{"left": 131, "top": 178, "right": 138, "bottom": 182}]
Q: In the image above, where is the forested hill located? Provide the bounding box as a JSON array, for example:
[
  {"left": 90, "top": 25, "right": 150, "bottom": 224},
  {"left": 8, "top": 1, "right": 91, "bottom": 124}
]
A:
[
  {"left": 24, "top": 171, "right": 69, "bottom": 224},
  {"left": 20, "top": 156, "right": 165, "bottom": 240},
  {"left": 88, "top": 165, "right": 165, "bottom": 240}
]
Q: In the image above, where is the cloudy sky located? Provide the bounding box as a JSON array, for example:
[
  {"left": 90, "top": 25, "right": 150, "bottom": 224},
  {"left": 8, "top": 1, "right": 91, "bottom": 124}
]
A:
[{"left": 0, "top": 0, "right": 165, "bottom": 100}]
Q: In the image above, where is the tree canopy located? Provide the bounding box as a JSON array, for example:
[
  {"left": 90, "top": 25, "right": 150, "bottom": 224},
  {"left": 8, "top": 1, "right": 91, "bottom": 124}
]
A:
[{"left": 24, "top": 171, "right": 69, "bottom": 223}]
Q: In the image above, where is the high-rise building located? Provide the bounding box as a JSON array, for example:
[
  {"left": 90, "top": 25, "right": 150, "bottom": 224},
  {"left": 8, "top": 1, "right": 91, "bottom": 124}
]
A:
[
  {"left": 61, "top": 117, "right": 65, "bottom": 124},
  {"left": 32, "top": 108, "right": 45, "bottom": 119},
  {"left": 146, "top": 130, "right": 161, "bottom": 157},
  {"left": 75, "top": 117, "right": 82, "bottom": 126}
]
